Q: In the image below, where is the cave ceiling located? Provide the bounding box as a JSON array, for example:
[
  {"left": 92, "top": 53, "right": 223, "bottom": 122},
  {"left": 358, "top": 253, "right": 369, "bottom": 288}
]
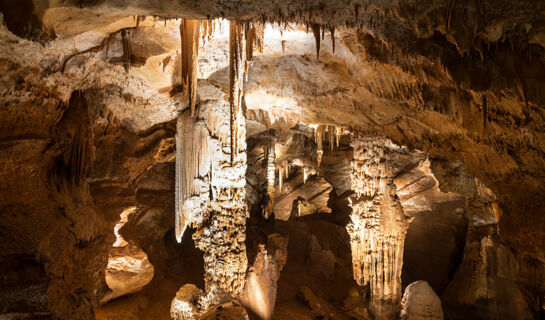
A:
[{"left": 1, "top": 0, "right": 545, "bottom": 258}]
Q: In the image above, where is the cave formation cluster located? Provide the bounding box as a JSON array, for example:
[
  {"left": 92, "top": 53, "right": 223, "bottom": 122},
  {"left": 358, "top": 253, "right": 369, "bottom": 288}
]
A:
[{"left": 1, "top": 1, "right": 545, "bottom": 320}]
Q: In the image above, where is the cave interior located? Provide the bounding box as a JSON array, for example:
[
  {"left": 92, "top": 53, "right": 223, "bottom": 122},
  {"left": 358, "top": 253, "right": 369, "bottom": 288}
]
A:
[{"left": 1, "top": 1, "right": 545, "bottom": 320}]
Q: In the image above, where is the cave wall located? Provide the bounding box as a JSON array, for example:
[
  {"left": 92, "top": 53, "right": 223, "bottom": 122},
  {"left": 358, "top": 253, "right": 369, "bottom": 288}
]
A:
[{"left": 0, "top": 87, "right": 109, "bottom": 319}]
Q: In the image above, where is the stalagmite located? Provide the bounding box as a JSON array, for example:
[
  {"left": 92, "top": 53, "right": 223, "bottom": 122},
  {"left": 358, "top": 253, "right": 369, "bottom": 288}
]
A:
[
  {"left": 229, "top": 21, "right": 246, "bottom": 164},
  {"left": 311, "top": 24, "right": 321, "bottom": 59},
  {"left": 346, "top": 135, "right": 411, "bottom": 319},
  {"left": 180, "top": 19, "right": 201, "bottom": 116}
]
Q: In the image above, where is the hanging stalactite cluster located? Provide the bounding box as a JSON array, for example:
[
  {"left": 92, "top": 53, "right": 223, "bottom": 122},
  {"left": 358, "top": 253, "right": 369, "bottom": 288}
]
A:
[
  {"left": 313, "top": 125, "right": 340, "bottom": 166},
  {"left": 229, "top": 21, "right": 264, "bottom": 164},
  {"left": 175, "top": 113, "right": 212, "bottom": 243}
]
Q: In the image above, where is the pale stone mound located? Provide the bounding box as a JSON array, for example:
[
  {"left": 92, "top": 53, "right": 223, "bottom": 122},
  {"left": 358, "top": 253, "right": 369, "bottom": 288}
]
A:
[
  {"left": 101, "top": 245, "right": 155, "bottom": 304},
  {"left": 170, "top": 284, "right": 203, "bottom": 320},
  {"left": 400, "top": 281, "right": 443, "bottom": 320}
]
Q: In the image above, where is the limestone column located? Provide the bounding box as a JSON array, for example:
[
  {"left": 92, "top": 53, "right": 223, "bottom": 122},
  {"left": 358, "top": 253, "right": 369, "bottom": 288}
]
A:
[{"left": 346, "top": 135, "right": 410, "bottom": 319}]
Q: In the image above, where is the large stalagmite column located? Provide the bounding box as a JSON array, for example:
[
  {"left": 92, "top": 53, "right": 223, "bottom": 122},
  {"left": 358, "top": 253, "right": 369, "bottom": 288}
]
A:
[
  {"left": 173, "top": 97, "right": 249, "bottom": 316},
  {"left": 191, "top": 98, "right": 249, "bottom": 306},
  {"left": 172, "top": 20, "right": 250, "bottom": 319},
  {"left": 346, "top": 135, "right": 411, "bottom": 319}
]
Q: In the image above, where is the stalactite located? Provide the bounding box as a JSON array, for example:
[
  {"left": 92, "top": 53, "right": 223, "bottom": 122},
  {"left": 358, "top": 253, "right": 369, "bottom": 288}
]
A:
[
  {"left": 243, "top": 22, "right": 264, "bottom": 81},
  {"left": 245, "top": 22, "right": 264, "bottom": 62},
  {"left": 328, "top": 126, "right": 335, "bottom": 150},
  {"left": 330, "top": 27, "right": 335, "bottom": 54},
  {"left": 279, "top": 168, "right": 283, "bottom": 192},
  {"left": 254, "top": 23, "right": 264, "bottom": 54},
  {"left": 311, "top": 24, "right": 321, "bottom": 59},
  {"left": 303, "top": 167, "right": 309, "bottom": 184},
  {"left": 175, "top": 112, "right": 211, "bottom": 243},
  {"left": 229, "top": 21, "right": 246, "bottom": 165},
  {"left": 335, "top": 127, "right": 341, "bottom": 147},
  {"left": 121, "top": 29, "right": 131, "bottom": 72},
  {"left": 316, "top": 125, "right": 324, "bottom": 166},
  {"left": 283, "top": 160, "right": 289, "bottom": 179},
  {"left": 180, "top": 19, "right": 201, "bottom": 116},
  {"left": 264, "top": 142, "right": 276, "bottom": 219},
  {"left": 346, "top": 135, "right": 410, "bottom": 319}
]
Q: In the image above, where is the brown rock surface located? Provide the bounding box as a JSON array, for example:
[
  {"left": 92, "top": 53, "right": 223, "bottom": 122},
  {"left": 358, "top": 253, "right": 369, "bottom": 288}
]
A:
[{"left": 1, "top": 2, "right": 545, "bottom": 320}]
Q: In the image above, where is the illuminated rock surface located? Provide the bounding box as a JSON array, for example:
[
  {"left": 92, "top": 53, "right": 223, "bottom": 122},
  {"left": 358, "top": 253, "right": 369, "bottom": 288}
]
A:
[
  {"left": 400, "top": 280, "right": 443, "bottom": 320},
  {"left": 0, "top": 1, "right": 544, "bottom": 320}
]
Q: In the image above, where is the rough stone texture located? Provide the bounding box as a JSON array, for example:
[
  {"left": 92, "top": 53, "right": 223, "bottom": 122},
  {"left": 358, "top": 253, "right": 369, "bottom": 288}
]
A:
[
  {"left": 191, "top": 98, "right": 249, "bottom": 305},
  {"left": 171, "top": 94, "right": 249, "bottom": 319},
  {"left": 442, "top": 226, "right": 545, "bottom": 320},
  {"left": 1, "top": 2, "right": 545, "bottom": 319},
  {"left": 1, "top": 0, "right": 544, "bottom": 262},
  {"left": 246, "top": 124, "right": 334, "bottom": 221},
  {"left": 171, "top": 284, "right": 203, "bottom": 320},
  {"left": 298, "top": 286, "right": 333, "bottom": 319},
  {"left": 400, "top": 281, "right": 443, "bottom": 320},
  {"left": 347, "top": 135, "right": 411, "bottom": 319},
  {"left": 102, "top": 206, "right": 155, "bottom": 304},
  {"left": 102, "top": 244, "right": 155, "bottom": 303},
  {"left": 0, "top": 87, "right": 110, "bottom": 320}
]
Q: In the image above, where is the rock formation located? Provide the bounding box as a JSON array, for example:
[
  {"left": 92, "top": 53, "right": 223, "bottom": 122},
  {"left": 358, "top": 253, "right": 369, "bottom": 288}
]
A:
[
  {"left": 102, "top": 207, "right": 155, "bottom": 304},
  {"left": 347, "top": 135, "right": 411, "bottom": 319},
  {"left": 240, "top": 234, "right": 288, "bottom": 320},
  {"left": 172, "top": 96, "right": 249, "bottom": 317},
  {"left": 400, "top": 280, "right": 443, "bottom": 320},
  {"left": 1, "top": 2, "right": 545, "bottom": 320}
]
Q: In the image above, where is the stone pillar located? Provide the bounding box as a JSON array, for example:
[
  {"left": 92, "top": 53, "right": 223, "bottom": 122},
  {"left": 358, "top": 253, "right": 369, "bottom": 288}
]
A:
[
  {"left": 172, "top": 97, "right": 249, "bottom": 317},
  {"left": 346, "top": 135, "right": 410, "bottom": 319}
]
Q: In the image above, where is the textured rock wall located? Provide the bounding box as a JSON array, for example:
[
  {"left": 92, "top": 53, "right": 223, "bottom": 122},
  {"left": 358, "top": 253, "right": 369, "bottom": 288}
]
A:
[
  {"left": 442, "top": 226, "right": 545, "bottom": 319},
  {"left": 0, "top": 85, "right": 109, "bottom": 319}
]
